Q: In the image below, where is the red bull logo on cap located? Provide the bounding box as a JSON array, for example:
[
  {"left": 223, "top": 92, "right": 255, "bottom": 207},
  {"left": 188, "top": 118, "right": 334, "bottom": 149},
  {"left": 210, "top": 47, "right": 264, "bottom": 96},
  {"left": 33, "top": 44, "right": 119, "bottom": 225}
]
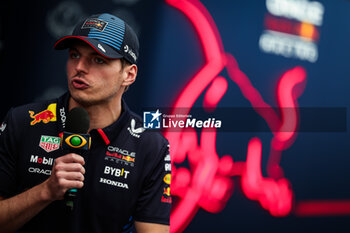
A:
[{"left": 29, "top": 103, "right": 57, "bottom": 126}]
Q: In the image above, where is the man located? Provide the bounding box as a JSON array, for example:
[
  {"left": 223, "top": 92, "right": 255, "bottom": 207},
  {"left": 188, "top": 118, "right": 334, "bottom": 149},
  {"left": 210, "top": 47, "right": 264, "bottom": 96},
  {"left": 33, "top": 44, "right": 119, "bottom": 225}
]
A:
[{"left": 0, "top": 13, "right": 171, "bottom": 233}]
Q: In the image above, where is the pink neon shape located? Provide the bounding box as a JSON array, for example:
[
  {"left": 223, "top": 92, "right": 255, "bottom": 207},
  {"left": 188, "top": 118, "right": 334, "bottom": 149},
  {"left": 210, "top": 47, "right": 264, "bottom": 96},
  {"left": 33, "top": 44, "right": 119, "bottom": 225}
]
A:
[
  {"left": 163, "top": 0, "right": 308, "bottom": 232},
  {"left": 242, "top": 137, "right": 292, "bottom": 216},
  {"left": 203, "top": 76, "right": 228, "bottom": 110}
]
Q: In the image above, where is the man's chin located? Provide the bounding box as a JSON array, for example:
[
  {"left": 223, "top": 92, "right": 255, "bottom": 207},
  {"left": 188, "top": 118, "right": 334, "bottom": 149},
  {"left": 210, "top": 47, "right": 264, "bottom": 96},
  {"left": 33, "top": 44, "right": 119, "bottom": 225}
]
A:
[
  {"left": 69, "top": 87, "right": 121, "bottom": 108},
  {"left": 70, "top": 91, "right": 97, "bottom": 107}
]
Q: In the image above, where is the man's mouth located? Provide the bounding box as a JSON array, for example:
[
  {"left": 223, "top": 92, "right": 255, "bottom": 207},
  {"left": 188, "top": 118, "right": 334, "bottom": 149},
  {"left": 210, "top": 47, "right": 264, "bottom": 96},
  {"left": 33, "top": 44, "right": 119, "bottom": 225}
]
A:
[{"left": 71, "top": 78, "right": 89, "bottom": 90}]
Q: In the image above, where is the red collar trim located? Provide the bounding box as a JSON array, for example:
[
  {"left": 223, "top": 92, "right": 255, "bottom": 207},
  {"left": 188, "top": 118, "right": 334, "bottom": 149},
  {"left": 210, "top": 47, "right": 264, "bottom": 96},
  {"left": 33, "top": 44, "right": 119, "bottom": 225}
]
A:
[{"left": 97, "top": 129, "right": 110, "bottom": 145}]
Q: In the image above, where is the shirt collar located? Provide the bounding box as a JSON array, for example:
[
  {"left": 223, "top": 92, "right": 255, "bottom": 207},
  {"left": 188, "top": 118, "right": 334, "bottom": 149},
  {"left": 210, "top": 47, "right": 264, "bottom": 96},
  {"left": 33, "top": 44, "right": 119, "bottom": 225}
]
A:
[
  {"left": 95, "top": 99, "right": 130, "bottom": 145},
  {"left": 56, "top": 92, "right": 131, "bottom": 145}
]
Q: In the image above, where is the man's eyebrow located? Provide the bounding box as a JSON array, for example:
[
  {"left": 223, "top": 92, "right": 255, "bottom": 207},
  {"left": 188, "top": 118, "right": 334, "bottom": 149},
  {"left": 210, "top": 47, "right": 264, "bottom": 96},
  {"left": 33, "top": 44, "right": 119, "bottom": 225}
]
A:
[{"left": 69, "top": 47, "right": 78, "bottom": 52}]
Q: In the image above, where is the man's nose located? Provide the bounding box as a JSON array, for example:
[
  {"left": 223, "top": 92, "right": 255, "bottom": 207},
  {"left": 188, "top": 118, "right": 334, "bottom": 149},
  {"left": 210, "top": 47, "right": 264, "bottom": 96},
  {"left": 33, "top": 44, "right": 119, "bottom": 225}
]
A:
[{"left": 75, "top": 57, "right": 89, "bottom": 73}]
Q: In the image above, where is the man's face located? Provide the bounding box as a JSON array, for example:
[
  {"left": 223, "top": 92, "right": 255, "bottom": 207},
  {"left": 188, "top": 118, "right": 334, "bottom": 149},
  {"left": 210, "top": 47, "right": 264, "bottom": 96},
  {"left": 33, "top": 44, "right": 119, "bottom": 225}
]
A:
[{"left": 66, "top": 41, "right": 126, "bottom": 107}]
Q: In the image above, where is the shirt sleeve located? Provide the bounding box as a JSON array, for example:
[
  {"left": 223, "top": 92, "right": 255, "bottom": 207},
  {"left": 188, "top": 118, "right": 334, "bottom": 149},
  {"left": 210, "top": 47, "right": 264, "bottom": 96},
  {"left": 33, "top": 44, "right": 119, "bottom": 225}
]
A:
[
  {"left": 0, "top": 109, "right": 18, "bottom": 198},
  {"left": 134, "top": 141, "right": 171, "bottom": 225}
]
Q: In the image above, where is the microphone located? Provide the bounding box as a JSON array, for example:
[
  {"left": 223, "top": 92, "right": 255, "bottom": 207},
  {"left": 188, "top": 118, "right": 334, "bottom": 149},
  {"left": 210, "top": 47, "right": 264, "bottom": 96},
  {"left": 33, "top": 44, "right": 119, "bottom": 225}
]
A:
[{"left": 61, "top": 107, "right": 91, "bottom": 210}]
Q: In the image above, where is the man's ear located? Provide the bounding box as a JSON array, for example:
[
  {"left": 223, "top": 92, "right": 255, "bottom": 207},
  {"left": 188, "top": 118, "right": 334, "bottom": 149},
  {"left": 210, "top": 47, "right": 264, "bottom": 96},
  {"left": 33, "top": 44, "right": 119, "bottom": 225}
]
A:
[{"left": 122, "top": 64, "right": 137, "bottom": 87}]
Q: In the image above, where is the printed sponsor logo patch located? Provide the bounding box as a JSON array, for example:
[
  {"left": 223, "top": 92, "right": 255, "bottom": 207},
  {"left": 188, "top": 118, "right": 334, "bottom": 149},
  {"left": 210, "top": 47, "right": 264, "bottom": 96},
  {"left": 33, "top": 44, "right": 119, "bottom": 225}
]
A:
[
  {"left": 164, "top": 154, "right": 171, "bottom": 161},
  {"left": 29, "top": 103, "right": 57, "bottom": 126},
  {"left": 99, "top": 177, "right": 129, "bottom": 189},
  {"left": 104, "top": 166, "right": 130, "bottom": 179},
  {"left": 163, "top": 174, "right": 171, "bottom": 185},
  {"left": 105, "top": 146, "right": 136, "bottom": 167},
  {"left": 161, "top": 195, "right": 172, "bottom": 204},
  {"left": 98, "top": 44, "right": 106, "bottom": 53},
  {"left": 165, "top": 163, "right": 171, "bottom": 172},
  {"left": 60, "top": 107, "right": 66, "bottom": 128},
  {"left": 124, "top": 44, "right": 137, "bottom": 62},
  {"left": 30, "top": 155, "right": 54, "bottom": 166},
  {"left": 161, "top": 173, "right": 172, "bottom": 203},
  {"left": 39, "top": 135, "right": 61, "bottom": 152},
  {"left": 127, "top": 119, "right": 145, "bottom": 138},
  {"left": 161, "top": 185, "right": 172, "bottom": 204},
  {"left": 81, "top": 18, "right": 107, "bottom": 32},
  {"left": 28, "top": 167, "right": 51, "bottom": 176},
  {"left": 163, "top": 187, "right": 171, "bottom": 196}
]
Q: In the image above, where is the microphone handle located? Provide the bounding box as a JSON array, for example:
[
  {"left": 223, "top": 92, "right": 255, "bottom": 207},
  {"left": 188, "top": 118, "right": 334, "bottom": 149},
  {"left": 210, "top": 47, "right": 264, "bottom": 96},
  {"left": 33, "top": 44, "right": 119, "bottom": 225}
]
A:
[
  {"left": 61, "top": 132, "right": 91, "bottom": 211},
  {"left": 65, "top": 148, "right": 82, "bottom": 211}
]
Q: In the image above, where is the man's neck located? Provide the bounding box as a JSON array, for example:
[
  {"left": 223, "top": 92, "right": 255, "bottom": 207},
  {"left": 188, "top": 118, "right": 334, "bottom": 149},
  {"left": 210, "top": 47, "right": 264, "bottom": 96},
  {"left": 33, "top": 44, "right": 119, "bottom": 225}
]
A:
[{"left": 68, "top": 97, "right": 122, "bottom": 132}]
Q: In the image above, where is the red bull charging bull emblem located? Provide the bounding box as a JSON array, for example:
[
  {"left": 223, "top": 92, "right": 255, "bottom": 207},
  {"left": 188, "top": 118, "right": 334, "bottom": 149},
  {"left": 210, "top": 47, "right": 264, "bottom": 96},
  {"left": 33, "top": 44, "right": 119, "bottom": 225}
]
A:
[{"left": 28, "top": 103, "right": 57, "bottom": 126}]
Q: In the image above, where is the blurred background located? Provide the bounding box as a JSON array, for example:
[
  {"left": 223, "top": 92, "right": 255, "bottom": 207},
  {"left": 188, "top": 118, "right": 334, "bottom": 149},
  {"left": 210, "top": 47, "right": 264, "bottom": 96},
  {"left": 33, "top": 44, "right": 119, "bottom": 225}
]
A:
[{"left": 1, "top": 0, "right": 350, "bottom": 232}]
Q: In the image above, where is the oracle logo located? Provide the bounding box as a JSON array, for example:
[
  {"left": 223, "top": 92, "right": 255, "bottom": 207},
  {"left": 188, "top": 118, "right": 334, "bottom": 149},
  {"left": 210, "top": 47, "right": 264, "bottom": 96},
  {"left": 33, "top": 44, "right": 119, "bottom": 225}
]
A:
[{"left": 28, "top": 167, "right": 52, "bottom": 176}]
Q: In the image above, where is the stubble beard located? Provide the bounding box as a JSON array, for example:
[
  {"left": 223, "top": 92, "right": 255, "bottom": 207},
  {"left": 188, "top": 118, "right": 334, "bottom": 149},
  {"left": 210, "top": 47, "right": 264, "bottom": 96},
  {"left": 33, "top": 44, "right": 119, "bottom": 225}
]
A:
[{"left": 69, "top": 86, "right": 121, "bottom": 108}]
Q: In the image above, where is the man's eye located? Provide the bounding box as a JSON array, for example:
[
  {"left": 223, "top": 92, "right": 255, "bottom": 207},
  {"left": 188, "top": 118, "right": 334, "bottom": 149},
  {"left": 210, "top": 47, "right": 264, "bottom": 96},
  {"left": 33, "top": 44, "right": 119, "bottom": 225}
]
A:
[
  {"left": 94, "top": 57, "right": 105, "bottom": 64},
  {"left": 70, "top": 52, "right": 80, "bottom": 59}
]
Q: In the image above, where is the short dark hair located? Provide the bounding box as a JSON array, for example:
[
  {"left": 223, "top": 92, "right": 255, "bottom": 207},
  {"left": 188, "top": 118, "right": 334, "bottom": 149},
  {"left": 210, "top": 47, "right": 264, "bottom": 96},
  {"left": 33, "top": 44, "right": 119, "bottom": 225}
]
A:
[{"left": 120, "top": 58, "right": 131, "bottom": 70}]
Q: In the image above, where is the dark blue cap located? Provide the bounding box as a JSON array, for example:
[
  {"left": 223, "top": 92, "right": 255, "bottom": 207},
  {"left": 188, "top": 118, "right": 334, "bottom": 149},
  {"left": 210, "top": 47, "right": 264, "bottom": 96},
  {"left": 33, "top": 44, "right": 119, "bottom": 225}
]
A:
[{"left": 54, "top": 13, "right": 139, "bottom": 64}]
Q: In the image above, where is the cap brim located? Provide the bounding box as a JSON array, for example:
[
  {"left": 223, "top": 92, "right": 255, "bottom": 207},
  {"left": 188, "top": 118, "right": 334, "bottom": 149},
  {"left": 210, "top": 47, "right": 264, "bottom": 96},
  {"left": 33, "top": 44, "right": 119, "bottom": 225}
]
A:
[{"left": 54, "top": 36, "right": 123, "bottom": 60}]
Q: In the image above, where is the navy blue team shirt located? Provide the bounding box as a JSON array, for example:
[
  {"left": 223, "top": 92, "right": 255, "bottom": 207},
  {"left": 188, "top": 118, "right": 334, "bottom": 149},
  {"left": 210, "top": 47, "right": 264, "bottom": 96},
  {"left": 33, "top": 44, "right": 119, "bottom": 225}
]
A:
[{"left": 0, "top": 93, "right": 172, "bottom": 233}]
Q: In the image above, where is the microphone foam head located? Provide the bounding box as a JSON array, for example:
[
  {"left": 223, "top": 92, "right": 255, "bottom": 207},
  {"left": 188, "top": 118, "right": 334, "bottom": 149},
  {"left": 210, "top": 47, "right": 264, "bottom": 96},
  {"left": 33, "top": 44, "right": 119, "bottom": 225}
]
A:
[{"left": 65, "top": 107, "right": 90, "bottom": 134}]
